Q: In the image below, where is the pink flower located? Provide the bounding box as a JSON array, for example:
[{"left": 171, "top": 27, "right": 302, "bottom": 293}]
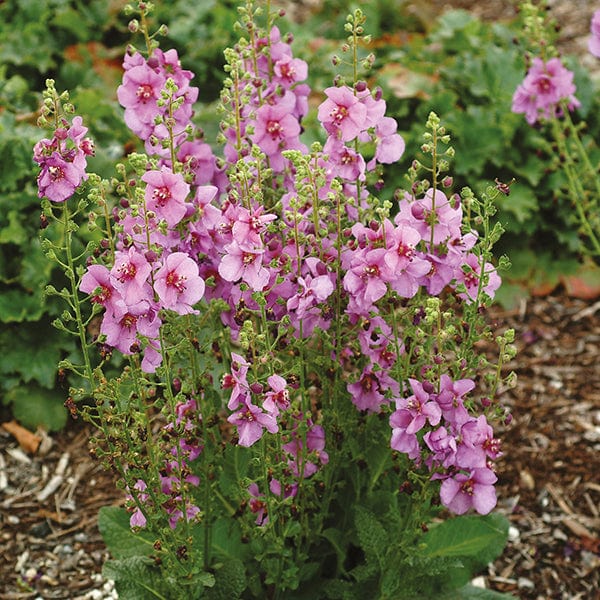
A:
[
  {"left": 318, "top": 86, "right": 368, "bottom": 142},
  {"left": 512, "top": 57, "right": 580, "bottom": 125},
  {"left": 372, "top": 116, "right": 405, "bottom": 164},
  {"left": 218, "top": 239, "right": 270, "bottom": 291},
  {"left": 454, "top": 253, "right": 501, "bottom": 303},
  {"left": 117, "top": 60, "right": 164, "bottom": 139},
  {"left": 37, "top": 152, "right": 85, "bottom": 203},
  {"left": 80, "top": 264, "right": 121, "bottom": 309},
  {"left": 251, "top": 93, "right": 306, "bottom": 170},
  {"left": 228, "top": 401, "right": 278, "bottom": 447},
  {"left": 100, "top": 299, "right": 160, "bottom": 355},
  {"left": 348, "top": 369, "right": 386, "bottom": 413},
  {"left": 110, "top": 247, "right": 153, "bottom": 305},
  {"left": 153, "top": 252, "right": 205, "bottom": 314},
  {"left": 590, "top": 10, "right": 600, "bottom": 57},
  {"left": 142, "top": 166, "right": 190, "bottom": 228},
  {"left": 439, "top": 467, "right": 498, "bottom": 515},
  {"left": 262, "top": 374, "right": 290, "bottom": 416},
  {"left": 222, "top": 352, "right": 252, "bottom": 410}
]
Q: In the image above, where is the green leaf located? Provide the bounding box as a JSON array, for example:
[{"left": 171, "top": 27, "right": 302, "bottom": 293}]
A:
[
  {"left": 103, "top": 556, "right": 171, "bottom": 600},
  {"left": 321, "top": 527, "right": 348, "bottom": 573},
  {"left": 421, "top": 513, "right": 509, "bottom": 566},
  {"left": 218, "top": 445, "right": 250, "bottom": 499},
  {"left": 441, "top": 583, "right": 517, "bottom": 599},
  {"left": 206, "top": 559, "right": 246, "bottom": 600},
  {"left": 354, "top": 505, "right": 388, "bottom": 565},
  {"left": 98, "top": 506, "right": 156, "bottom": 560},
  {"left": 207, "top": 517, "right": 250, "bottom": 561},
  {"left": 6, "top": 384, "right": 66, "bottom": 431}
]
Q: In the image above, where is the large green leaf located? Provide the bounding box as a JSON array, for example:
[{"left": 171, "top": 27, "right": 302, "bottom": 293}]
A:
[
  {"left": 98, "top": 506, "right": 156, "bottom": 560},
  {"left": 103, "top": 556, "right": 172, "bottom": 600},
  {"left": 421, "top": 513, "right": 509, "bottom": 566},
  {"left": 6, "top": 384, "right": 67, "bottom": 431}
]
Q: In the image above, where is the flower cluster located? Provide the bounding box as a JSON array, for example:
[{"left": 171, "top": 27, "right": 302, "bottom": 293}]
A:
[
  {"left": 391, "top": 376, "right": 501, "bottom": 515},
  {"left": 36, "top": 8, "right": 507, "bottom": 533},
  {"left": 34, "top": 114, "right": 94, "bottom": 203},
  {"left": 512, "top": 56, "right": 580, "bottom": 124}
]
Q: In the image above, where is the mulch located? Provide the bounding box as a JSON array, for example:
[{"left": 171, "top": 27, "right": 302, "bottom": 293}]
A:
[{"left": 0, "top": 290, "right": 599, "bottom": 599}]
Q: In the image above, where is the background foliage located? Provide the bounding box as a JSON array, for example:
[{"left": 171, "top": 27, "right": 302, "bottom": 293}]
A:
[{"left": 1, "top": 0, "right": 597, "bottom": 429}]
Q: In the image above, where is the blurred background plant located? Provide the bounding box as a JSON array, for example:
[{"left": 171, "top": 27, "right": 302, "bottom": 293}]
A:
[{"left": 3, "top": 0, "right": 599, "bottom": 429}]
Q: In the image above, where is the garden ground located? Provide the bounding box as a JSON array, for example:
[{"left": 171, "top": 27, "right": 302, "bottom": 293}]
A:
[{"left": 0, "top": 287, "right": 599, "bottom": 599}]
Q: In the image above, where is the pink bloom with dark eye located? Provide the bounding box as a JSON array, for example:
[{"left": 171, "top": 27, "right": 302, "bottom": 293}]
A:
[
  {"left": 80, "top": 264, "right": 122, "bottom": 310},
  {"left": 100, "top": 299, "right": 160, "bottom": 355},
  {"left": 512, "top": 57, "right": 580, "bottom": 125},
  {"left": 348, "top": 369, "right": 386, "bottom": 413},
  {"left": 110, "top": 247, "right": 153, "bottom": 305},
  {"left": 251, "top": 93, "right": 306, "bottom": 170},
  {"left": 142, "top": 166, "right": 190, "bottom": 227},
  {"left": 117, "top": 60, "right": 164, "bottom": 139},
  {"left": 456, "top": 415, "right": 502, "bottom": 469},
  {"left": 318, "top": 86, "right": 368, "bottom": 142},
  {"left": 153, "top": 252, "right": 205, "bottom": 314},
  {"left": 384, "top": 222, "right": 429, "bottom": 298},
  {"left": 454, "top": 253, "right": 501, "bottom": 303},
  {"left": 323, "top": 137, "right": 366, "bottom": 181},
  {"left": 391, "top": 378, "right": 442, "bottom": 435},
  {"left": 228, "top": 401, "right": 278, "bottom": 447},
  {"left": 262, "top": 374, "right": 290, "bottom": 417},
  {"left": 590, "top": 10, "right": 600, "bottom": 57},
  {"left": 222, "top": 352, "right": 251, "bottom": 410},
  {"left": 343, "top": 247, "right": 392, "bottom": 313},
  {"left": 439, "top": 467, "right": 498, "bottom": 515},
  {"left": 218, "top": 239, "right": 270, "bottom": 291},
  {"left": 37, "top": 152, "right": 85, "bottom": 203}
]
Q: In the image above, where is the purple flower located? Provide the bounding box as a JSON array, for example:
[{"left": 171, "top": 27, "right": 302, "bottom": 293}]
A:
[
  {"left": 142, "top": 166, "right": 190, "bottom": 228},
  {"left": 80, "top": 264, "right": 121, "bottom": 309},
  {"left": 439, "top": 467, "right": 498, "bottom": 515},
  {"left": 117, "top": 60, "right": 164, "bottom": 139},
  {"left": 218, "top": 239, "right": 270, "bottom": 291},
  {"left": 37, "top": 152, "right": 85, "bottom": 203},
  {"left": 262, "top": 374, "right": 290, "bottom": 416},
  {"left": 110, "top": 247, "right": 153, "bottom": 305},
  {"left": 251, "top": 93, "right": 306, "bottom": 171},
  {"left": 454, "top": 253, "right": 502, "bottom": 303},
  {"left": 153, "top": 252, "right": 205, "bottom": 314},
  {"left": 222, "top": 352, "right": 251, "bottom": 410},
  {"left": 318, "top": 86, "right": 368, "bottom": 142},
  {"left": 228, "top": 401, "right": 278, "bottom": 447},
  {"left": 512, "top": 57, "right": 580, "bottom": 125}
]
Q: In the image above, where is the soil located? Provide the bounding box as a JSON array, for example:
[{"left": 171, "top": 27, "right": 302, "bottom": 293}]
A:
[{"left": 1, "top": 2, "right": 600, "bottom": 599}]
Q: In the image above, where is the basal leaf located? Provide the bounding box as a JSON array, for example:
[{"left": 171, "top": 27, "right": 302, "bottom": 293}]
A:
[
  {"left": 421, "top": 513, "right": 509, "bottom": 567},
  {"left": 98, "top": 506, "right": 156, "bottom": 560}
]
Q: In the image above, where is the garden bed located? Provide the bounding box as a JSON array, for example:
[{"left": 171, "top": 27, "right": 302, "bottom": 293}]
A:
[{"left": 1, "top": 290, "right": 599, "bottom": 599}]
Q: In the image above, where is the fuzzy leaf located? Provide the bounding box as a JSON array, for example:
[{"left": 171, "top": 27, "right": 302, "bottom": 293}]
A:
[
  {"left": 354, "top": 505, "right": 388, "bottom": 565},
  {"left": 421, "top": 513, "right": 509, "bottom": 568},
  {"left": 206, "top": 559, "right": 246, "bottom": 600},
  {"left": 98, "top": 506, "right": 155, "bottom": 559},
  {"left": 103, "top": 556, "right": 175, "bottom": 600}
]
